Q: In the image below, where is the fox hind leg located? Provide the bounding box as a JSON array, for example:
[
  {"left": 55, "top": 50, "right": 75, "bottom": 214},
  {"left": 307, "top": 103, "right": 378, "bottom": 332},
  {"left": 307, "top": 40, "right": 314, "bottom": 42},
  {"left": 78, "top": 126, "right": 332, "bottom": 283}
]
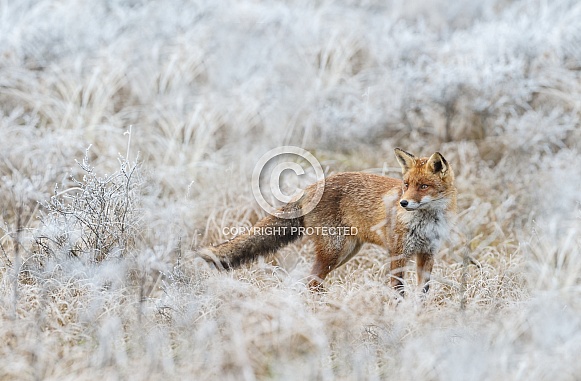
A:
[{"left": 308, "top": 236, "right": 361, "bottom": 291}]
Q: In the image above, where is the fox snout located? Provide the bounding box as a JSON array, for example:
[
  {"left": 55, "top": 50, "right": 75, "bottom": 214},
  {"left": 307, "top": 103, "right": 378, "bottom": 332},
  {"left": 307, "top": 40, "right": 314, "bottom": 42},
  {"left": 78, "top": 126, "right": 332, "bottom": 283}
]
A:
[{"left": 399, "top": 199, "right": 420, "bottom": 211}]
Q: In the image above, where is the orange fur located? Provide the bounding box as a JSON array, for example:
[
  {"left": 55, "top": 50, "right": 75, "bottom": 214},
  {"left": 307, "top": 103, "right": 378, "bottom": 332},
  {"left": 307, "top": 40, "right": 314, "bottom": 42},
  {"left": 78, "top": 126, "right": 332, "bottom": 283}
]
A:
[{"left": 200, "top": 148, "right": 457, "bottom": 295}]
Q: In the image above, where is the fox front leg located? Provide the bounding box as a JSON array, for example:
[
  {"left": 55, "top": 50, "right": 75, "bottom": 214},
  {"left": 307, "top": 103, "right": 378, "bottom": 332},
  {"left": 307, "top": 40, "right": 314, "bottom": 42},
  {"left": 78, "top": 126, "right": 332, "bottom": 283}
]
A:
[
  {"left": 416, "top": 253, "right": 434, "bottom": 294},
  {"left": 390, "top": 255, "right": 407, "bottom": 297}
]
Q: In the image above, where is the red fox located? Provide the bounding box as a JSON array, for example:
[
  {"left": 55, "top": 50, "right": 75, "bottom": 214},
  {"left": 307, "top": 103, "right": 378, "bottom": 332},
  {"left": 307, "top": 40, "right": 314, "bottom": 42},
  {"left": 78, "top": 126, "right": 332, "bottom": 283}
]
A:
[{"left": 200, "top": 148, "right": 456, "bottom": 295}]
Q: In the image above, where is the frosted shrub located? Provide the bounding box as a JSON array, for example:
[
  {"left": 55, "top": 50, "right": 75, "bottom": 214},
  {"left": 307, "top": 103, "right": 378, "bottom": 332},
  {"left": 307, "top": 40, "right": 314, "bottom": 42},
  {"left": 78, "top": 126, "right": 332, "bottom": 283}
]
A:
[{"left": 35, "top": 149, "right": 142, "bottom": 263}]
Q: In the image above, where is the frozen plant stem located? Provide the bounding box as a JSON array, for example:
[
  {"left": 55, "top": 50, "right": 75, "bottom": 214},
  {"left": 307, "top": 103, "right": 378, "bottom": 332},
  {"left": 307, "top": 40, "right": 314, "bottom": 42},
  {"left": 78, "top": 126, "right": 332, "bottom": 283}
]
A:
[
  {"left": 11, "top": 202, "right": 22, "bottom": 320},
  {"left": 460, "top": 246, "right": 470, "bottom": 311},
  {"left": 124, "top": 125, "right": 132, "bottom": 163}
]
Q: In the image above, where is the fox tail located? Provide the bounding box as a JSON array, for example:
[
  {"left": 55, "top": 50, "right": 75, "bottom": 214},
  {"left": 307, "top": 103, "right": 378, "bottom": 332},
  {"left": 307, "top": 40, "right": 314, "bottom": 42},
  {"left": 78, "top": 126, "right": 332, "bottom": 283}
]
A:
[{"left": 199, "top": 203, "right": 304, "bottom": 270}]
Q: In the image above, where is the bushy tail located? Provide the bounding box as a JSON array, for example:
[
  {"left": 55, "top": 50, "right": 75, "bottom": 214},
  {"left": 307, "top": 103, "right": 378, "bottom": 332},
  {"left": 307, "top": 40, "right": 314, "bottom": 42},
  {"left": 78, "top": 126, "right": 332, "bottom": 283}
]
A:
[{"left": 199, "top": 204, "right": 304, "bottom": 270}]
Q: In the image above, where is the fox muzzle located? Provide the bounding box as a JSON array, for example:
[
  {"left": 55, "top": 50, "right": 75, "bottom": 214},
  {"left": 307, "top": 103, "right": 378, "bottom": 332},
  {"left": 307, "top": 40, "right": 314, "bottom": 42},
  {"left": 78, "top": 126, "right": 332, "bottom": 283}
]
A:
[{"left": 400, "top": 199, "right": 421, "bottom": 211}]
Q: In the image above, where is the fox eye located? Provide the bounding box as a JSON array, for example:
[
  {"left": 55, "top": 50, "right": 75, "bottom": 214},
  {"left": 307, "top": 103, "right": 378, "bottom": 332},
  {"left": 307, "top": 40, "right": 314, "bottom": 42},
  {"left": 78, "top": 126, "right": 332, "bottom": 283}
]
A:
[
  {"left": 403, "top": 182, "right": 409, "bottom": 189},
  {"left": 420, "top": 184, "right": 429, "bottom": 190}
]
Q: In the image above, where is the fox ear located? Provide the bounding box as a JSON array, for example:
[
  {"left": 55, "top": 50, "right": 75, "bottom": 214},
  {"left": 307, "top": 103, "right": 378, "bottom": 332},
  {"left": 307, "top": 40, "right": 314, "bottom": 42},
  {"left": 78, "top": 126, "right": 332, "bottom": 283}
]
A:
[
  {"left": 427, "top": 152, "right": 449, "bottom": 176},
  {"left": 394, "top": 148, "right": 416, "bottom": 173}
]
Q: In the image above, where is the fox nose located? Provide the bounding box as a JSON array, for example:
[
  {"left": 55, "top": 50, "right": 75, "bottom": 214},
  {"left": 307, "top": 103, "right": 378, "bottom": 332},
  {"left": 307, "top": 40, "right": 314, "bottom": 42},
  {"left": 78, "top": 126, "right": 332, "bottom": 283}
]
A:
[{"left": 400, "top": 200, "right": 408, "bottom": 208}]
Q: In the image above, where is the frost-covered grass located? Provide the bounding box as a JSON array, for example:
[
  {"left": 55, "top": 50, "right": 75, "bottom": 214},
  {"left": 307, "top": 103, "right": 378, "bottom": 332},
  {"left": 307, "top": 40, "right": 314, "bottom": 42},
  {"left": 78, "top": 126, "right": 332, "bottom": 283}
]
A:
[{"left": 1, "top": 0, "right": 581, "bottom": 380}]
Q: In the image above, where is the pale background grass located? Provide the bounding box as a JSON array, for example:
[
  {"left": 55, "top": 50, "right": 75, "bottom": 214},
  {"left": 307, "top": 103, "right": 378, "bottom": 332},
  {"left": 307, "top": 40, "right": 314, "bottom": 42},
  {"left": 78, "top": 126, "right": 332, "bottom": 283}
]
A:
[{"left": 1, "top": 0, "right": 581, "bottom": 380}]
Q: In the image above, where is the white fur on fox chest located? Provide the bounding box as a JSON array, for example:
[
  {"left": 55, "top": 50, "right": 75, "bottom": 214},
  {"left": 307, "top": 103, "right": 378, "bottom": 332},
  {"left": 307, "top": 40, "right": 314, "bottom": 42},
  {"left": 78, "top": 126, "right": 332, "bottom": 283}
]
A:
[{"left": 399, "top": 209, "right": 449, "bottom": 258}]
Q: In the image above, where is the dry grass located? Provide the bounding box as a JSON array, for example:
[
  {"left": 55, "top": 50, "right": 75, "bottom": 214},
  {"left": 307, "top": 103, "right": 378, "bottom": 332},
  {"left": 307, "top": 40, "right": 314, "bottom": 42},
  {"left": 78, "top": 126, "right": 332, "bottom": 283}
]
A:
[{"left": 1, "top": 0, "right": 581, "bottom": 380}]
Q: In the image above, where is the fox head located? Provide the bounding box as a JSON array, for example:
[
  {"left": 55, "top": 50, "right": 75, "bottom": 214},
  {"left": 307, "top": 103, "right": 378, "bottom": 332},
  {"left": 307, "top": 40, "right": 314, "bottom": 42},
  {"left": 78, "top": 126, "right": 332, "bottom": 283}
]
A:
[{"left": 394, "top": 148, "right": 455, "bottom": 211}]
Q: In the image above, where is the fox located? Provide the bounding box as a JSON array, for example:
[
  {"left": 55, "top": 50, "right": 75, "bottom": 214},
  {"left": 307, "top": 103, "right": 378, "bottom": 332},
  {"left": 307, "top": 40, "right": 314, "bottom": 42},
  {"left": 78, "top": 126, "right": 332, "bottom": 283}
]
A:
[{"left": 199, "top": 148, "right": 457, "bottom": 295}]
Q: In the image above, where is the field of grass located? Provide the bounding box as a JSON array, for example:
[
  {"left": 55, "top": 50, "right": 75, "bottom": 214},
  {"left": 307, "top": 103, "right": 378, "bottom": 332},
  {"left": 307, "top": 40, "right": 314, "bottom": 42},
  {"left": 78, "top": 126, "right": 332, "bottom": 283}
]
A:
[{"left": 1, "top": 0, "right": 581, "bottom": 379}]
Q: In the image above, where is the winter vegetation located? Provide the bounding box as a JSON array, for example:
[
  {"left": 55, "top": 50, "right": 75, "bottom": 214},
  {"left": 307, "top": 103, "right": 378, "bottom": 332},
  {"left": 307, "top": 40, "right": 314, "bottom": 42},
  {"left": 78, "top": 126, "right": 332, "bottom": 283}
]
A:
[{"left": 1, "top": 0, "right": 581, "bottom": 379}]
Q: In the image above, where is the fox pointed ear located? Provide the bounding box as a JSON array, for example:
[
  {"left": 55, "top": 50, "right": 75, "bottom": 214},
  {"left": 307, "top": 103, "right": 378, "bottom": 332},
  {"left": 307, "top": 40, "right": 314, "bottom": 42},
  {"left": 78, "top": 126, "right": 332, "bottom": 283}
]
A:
[
  {"left": 394, "top": 148, "right": 416, "bottom": 173},
  {"left": 427, "top": 152, "right": 449, "bottom": 176}
]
